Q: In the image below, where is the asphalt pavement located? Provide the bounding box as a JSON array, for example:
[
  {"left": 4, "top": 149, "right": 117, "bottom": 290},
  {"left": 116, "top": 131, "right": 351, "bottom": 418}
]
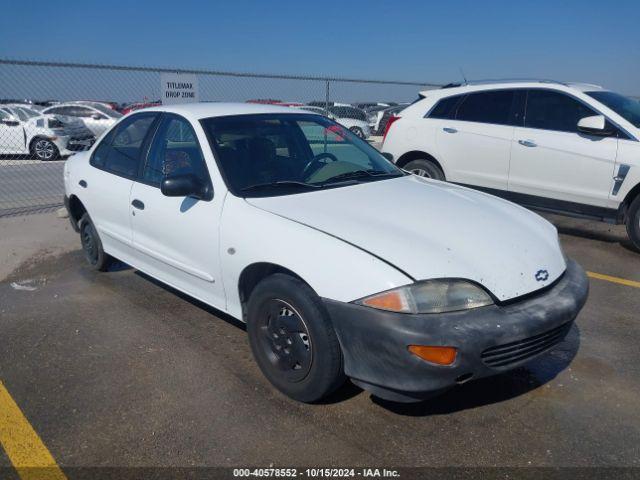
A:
[{"left": 0, "top": 213, "right": 639, "bottom": 473}]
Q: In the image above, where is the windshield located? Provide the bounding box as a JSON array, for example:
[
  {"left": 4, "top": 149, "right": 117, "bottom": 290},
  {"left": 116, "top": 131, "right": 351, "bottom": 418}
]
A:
[
  {"left": 201, "top": 113, "right": 403, "bottom": 197},
  {"left": 92, "top": 103, "right": 123, "bottom": 118},
  {"left": 586, "top": 91, "right": 640, "bottom": 128},
  {"left": 16, "top": 107, "right": 40, "bottom": 119}
]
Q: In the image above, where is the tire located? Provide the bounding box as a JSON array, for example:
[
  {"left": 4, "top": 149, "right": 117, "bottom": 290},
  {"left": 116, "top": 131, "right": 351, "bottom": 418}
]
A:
[
  {"left": 246, "top": 273, "right": 345, "bottom": 402},
  {"left": 625, "top": 195, "right": 640, "bottom": 252},
  {"left": 349, "top": 127, "right": 365, "bottom": 139},
  {"left": 79, "top": 213, "right": 112, "bottom": 271},
  {"left": 404, "top": 158, "right": 445, "bottom": 180},
  {"left": 30, "top": 138, "right": 60, "bottom": 161}
]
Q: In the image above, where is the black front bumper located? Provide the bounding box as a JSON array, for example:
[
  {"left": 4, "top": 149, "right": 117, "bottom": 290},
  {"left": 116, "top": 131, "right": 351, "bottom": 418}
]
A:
[{"left": 324, "top": 259, "right": 589, "bottom": 402}]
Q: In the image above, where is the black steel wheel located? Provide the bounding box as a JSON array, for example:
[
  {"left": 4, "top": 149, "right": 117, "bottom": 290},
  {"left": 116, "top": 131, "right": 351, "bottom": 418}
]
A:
[
  {"left": 247, "top": 273, "right": 345, "bottom": 402},
  {"left": 257, "top": 299, "right": 313, "bottom": 382}
]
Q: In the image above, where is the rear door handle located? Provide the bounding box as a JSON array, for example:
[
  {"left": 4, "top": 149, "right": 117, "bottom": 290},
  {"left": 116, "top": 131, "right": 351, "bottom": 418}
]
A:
[
  {"left": 131, "top": 199, "right": 145, "bottom": 210},
  {"left": 518, "top": 139, "right": 537, "bottom": 147},
  {"left": 78, "top": 180, "right": 87, "bottom": 188},
  {"left": 442, "top": 127, "right": 457, "bottom": 134}
]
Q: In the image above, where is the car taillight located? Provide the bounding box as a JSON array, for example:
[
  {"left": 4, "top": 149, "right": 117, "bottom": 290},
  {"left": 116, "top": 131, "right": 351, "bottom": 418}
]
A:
[{"left": 383, "top": 115, "right": 400, "bottom": 142}]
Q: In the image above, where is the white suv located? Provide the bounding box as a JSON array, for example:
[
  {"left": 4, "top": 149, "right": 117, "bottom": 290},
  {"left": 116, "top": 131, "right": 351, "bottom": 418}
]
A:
[{"left": 381, "top": 81, "right": 640, "bottom": 250}]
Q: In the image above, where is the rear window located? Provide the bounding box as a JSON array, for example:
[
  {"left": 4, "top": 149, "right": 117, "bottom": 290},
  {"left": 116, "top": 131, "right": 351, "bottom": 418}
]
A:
[
  {"left": 455, "top": 90, "right": 515, "bottom": 125},
  {"left": 426, "top": 95, "right": 461, "bottom": 119}
]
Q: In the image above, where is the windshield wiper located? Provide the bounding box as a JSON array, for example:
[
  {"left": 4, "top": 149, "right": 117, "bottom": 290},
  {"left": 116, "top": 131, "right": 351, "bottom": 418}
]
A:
[
  {"left": 321, "top": 169, "right": 401, "bottom": 184},
  {"left": 240, "top": 180, "right": 322, "bottom": 193}
]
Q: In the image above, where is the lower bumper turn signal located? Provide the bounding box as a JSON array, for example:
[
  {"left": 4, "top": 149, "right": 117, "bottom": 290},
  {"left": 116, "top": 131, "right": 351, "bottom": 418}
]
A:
[{"left": 408, "top": 345, "right": 457, "bottom": 365}]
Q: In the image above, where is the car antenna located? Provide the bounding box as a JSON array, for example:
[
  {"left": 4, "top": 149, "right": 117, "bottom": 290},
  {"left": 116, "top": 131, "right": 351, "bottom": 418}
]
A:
[{"left": 459, "top": 67, "right": 468, "bottom": 85}]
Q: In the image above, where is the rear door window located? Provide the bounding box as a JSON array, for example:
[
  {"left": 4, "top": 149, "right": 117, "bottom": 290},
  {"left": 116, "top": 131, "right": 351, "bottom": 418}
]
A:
[
  {"left": 91, "top": 113, "right": 157, "bottom": 178},
  {"left": 455, "top": 90, "right": 516, "bottom": 125},
  {"left": 427, "top": 95, "right": 462, "bottom": 119}
]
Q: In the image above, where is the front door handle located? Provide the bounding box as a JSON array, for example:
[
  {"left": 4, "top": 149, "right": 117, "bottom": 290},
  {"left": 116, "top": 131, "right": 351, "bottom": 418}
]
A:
[
  {"left": 442, "top": 127, "right": 457, "bottom": 134},
  {"left": 131, "top": 199, "right": 145, "bottom": 210},
  {"left": 518, "top": 139, "right": 537, "bottom": 148}
]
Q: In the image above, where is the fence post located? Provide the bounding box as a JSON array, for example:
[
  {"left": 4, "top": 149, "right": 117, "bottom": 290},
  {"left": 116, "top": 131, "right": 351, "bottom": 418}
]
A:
[{"left": 325, "top": 80, "right": 330, "bottom": 110}]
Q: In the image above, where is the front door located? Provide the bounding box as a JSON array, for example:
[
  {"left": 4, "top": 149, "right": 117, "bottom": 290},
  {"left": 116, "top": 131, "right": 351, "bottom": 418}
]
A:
[
  {"left": 130, "top": 113, "right": 226, "bottom": 310},
  {"left": 509, "top": 89, "right": 618, "bottom": 208}
]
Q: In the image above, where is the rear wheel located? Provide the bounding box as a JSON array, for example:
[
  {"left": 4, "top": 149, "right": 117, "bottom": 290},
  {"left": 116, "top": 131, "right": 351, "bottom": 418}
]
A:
[
  {"left": 246, "top": 273, "right": 345, "bottom": 402},
  {"left": 79, "top": 213, "right": 112, "bottom": 271},
  {"left": 625, "top": 195, "right": 640, "bottom": 252},
  {"left": 30, "top": 138, "right": 59, "bottom": 161},
  {"left": 404, "top": 158, "right": 445, "bottom": 180}
]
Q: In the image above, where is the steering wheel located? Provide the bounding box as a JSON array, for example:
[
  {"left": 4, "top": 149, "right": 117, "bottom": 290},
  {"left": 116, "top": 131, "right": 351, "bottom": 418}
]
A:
[{"left": 302, "top": 152, "right": 339, "bottom": 179}]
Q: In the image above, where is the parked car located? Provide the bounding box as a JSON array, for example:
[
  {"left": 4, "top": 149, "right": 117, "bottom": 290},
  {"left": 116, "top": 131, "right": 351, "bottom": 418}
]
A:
[
  {"left": 373, "top": 105, "right": 406, "bottom": 135},
  {"left": 0, "top": 104, "right": 95, "bottom": 160},
  {"left": 63, "top": 103, "right": 588, "bottom": 403},
  {"left": 298, "top": 105, "right": 371, "bottom": 139},
  {"left": 121, "top": 101, "right": 162, "bottom": 115},
  {"left": 43, "top": 103, "right": 122, "bottom": 136},
  {"left": 382, "top": 80, "right": 640, "bottom": 251},
  {"left": 70, "top": 100, "right": 121, "bottom": 111},
  {"left": 327, "top": 105, "right": 371, "bottom": 139}
]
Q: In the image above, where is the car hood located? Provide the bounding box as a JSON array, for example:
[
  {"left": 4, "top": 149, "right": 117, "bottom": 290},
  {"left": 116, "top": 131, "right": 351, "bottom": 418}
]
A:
[{"left": 246, "top": 175, "right": 566, "bottom": 301}]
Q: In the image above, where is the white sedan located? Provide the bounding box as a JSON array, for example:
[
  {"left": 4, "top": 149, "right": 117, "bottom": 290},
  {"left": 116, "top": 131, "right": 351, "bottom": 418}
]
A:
[{"left": 63, "top": 103, "right": 588, "bottom": 403}]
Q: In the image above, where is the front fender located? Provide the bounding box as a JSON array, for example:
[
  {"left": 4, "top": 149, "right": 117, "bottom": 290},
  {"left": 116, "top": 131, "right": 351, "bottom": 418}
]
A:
[{"left": 220, "top": 195, "right": 412, "bottom": 321}]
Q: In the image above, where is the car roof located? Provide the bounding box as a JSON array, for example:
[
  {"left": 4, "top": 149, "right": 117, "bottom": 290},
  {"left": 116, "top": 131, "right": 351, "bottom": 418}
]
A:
[
  {"left": 419, "top": 81, "right": 606, "bottom": 98},
  {"left": 142, "top": 102, "right": 305, "bottom": 120}
]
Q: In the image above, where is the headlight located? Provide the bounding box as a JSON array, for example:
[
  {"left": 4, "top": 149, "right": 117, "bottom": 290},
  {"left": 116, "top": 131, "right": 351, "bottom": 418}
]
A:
[{"left": 355, "top": 279, "right": 493, "bottom": 314}]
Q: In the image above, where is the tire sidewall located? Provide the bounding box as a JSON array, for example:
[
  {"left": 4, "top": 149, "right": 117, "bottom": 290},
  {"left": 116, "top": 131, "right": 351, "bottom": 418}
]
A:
[
  {"left": 404, "top": 158, "right": 445, "bottom": 180},
  {"left": 79, "top": 214, "right": 109, "bottom": 271},
  {"left": 626, "top": 197, "right": 640, "bottom": 251},
  {"left": 246, "top": 274, "right": 344, "bottom": 402}
]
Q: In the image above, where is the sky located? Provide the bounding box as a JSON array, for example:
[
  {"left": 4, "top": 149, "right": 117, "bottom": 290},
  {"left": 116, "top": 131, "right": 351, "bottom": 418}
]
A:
[{"left": 1, "top": 0, "right": 638, "bottom": 101}]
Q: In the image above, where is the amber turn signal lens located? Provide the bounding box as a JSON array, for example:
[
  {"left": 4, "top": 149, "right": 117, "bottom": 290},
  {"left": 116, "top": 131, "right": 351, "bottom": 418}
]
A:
[
  {"left": 361, "top": 291, "right": 407, "bottom": 312},
  {"left": 408, "top": 345, "right": 457, "bottom": 365}
]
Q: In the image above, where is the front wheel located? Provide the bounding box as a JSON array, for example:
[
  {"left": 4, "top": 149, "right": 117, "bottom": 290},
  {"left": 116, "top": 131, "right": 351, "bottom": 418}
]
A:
[
  {"left": 625, "top": 195, "right": 640, "bottom": 252},
  {"left": 246, "top": 273, "right": 345, "bottom": 402},
  {"left": 404, "top": 158, "right": 445, "bottom": 180},
  {"left": 30, "top": 138, "right": 60, "bottom": 161}
]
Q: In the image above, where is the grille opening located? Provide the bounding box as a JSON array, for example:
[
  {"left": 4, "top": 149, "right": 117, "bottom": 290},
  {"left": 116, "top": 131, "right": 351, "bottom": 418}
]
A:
[
  {"left": 455, "top": 373, "right": 473, "bottom": 384},
  {"left": 481, "top": 322, "right": 571, "bottom": 368}
]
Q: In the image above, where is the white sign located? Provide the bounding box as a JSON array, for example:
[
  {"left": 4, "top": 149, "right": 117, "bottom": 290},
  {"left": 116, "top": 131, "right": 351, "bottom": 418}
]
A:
[{"left": 160, "top": 73, "right": 199, "bottom": 105}]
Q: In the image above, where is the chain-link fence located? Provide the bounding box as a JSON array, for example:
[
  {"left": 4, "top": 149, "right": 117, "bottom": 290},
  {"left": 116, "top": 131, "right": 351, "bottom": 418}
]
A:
[{"left": 0, "top": 59, "right": 439, "bottom": 216}]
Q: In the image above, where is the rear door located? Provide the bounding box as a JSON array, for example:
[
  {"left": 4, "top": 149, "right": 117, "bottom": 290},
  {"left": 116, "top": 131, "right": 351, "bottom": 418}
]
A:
[
  {"left": 436, "top": 89, "right": 520, "bottom": 190},
  {"left": 81, "top": 112, "right": 158, "bottom": 261},
  {"left": 129, "top": 114, "right": 226, "bottom": 309},
  {"left": 509, "top": 89, "right": 618, "bottom": 208}
]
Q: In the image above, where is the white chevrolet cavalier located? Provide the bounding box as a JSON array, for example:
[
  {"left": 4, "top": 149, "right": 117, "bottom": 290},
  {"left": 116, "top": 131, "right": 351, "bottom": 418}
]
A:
[{"left": 64, "top": 103, "right": 588, "bottom": 403}]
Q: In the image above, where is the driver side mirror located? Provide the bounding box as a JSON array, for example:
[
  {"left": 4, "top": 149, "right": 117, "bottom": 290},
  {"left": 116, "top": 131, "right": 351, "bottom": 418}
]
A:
[
  {"left": 91, "top": 113, "right": 106, "bottom": 120},
  {"left": 577, "top": 115, "right": 614, "bottom": 136},
  {"left": 161, "top": 173, "right": 213, "bottom": 201}
]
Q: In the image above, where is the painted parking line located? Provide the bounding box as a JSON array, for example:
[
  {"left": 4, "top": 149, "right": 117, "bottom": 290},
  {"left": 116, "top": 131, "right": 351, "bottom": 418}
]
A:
[
  {"left": 587, "top": 271, "right": 640, "bottom": 289},
  {"left": 0, "top": 381, "right": 66, "bottom": 480}
]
